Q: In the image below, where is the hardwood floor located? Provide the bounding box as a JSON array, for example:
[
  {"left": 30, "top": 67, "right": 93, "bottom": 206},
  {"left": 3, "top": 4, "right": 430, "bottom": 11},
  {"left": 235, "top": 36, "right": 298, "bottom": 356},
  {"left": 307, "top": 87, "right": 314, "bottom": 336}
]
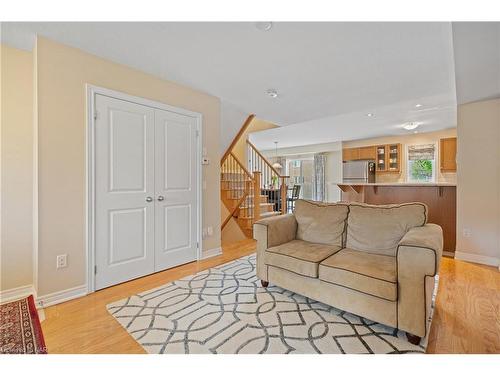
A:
[{"left": 40, "top": 239, "right": 499, "bottom": 354}]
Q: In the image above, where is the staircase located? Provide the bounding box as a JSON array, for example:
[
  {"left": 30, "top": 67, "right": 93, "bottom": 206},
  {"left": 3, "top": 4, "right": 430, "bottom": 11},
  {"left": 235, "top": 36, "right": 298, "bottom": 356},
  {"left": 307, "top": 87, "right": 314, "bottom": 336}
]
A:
[{"left": 221, "top": 116, "right": 288, "bottom": 238}]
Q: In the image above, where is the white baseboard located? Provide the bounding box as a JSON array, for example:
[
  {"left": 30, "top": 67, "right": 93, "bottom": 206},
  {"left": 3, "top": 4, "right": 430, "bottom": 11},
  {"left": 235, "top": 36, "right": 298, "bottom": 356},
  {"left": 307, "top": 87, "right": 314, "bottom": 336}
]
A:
[
  {"left": 442, "top": 251, "right": 455, "bottom": 258},
  {"left": 202, "top": 246, "right": 222, "bottom": 259},
  {"left": 454, "top": 251, "right": 500, "bottom": 268},
  {"left": 36, "top": 284, "right": 88, "bottom": 308},
  {"left": 0, "top": 284, "right": 36, "bottom": 304}
]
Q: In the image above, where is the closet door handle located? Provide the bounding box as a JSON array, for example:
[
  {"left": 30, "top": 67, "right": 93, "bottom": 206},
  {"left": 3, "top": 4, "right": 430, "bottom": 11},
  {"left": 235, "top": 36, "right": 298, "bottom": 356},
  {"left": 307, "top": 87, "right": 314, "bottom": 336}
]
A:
[
  {"left": 145, "top": 196, "right": 153, "bottom": 202},
  {"left": 157, "top": 196, "right": 165, "bottom": 201}
]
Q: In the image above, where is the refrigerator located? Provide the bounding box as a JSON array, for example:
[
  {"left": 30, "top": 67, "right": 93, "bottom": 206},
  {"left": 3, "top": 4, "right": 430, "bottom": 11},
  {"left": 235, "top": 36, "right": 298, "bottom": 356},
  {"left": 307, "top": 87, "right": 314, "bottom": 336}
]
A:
[{"left": 342, "top": 160, "right": 376, "bottom": 183}]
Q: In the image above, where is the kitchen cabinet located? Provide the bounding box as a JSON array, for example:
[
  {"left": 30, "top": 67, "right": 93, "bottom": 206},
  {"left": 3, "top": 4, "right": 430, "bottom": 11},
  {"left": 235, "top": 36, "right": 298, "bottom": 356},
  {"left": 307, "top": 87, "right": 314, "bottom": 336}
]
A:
[
  {"left": 343, "top": 144, "right": 400, "bottom": 172},
  {"left": 342, "top": 148, "right": 359, "bottom": 161},
  {"left": 375, "top": 143, "right": 401, "bottom": 173},
  {"left": 342, "top": 146, "right": 376, "bottom": 161},
  {"left": 358, "top": 146, "right": 376, "bottom": 160},
  {"left": 440, "top": 137, "right": 457, "bottom": 172}
]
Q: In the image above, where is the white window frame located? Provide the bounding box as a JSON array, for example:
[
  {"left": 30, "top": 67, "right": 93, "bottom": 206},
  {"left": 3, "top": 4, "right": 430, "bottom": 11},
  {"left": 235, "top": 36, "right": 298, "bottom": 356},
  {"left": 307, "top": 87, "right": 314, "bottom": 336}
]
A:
[{"left": 406, "top": 143, "right": 437, "bottom": 183}]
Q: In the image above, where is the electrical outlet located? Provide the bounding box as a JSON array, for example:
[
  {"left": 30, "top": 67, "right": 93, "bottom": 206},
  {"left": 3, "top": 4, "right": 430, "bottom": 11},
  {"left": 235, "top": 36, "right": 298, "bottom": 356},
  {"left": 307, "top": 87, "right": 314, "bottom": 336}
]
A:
[
  {"left": 56, "top": 254, "right": 67, "bottom": 269},
  {"left": 202, "top": 228, "right": 208, "bottom": 238},
  {"left": 462, "top": 228, "right": 472, "bottom": 238},
  {"left": 207, "top": 226, "right": 213, "bottom": 236}
]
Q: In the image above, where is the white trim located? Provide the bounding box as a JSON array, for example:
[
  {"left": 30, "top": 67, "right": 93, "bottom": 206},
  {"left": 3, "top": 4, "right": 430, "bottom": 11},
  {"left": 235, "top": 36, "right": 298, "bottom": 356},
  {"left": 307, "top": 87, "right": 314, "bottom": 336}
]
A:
[
  {"left": 32, "top": 39, "right": 39, "bottom": 295},
  {"left": 454, "top": 251, "right": 500, "bottom": 267},
  {"left": 0, "top": 285, "right": 36, "bottom": 304},
  {"left": 36, "top": 285, "right": 88, "bottom": 308},
  {"left": 201, "top": 247, "right": 223, "bottom": 259},
  {"left": 85, "top": 85, "right": 203, "bottom": 294}
]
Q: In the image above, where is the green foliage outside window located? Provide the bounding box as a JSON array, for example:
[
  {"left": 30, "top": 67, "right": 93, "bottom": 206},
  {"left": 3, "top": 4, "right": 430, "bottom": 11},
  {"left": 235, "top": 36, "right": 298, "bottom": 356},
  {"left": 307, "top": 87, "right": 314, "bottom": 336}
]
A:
[{"left": 410, "top": 159, "right": 433, "bottom": 181}]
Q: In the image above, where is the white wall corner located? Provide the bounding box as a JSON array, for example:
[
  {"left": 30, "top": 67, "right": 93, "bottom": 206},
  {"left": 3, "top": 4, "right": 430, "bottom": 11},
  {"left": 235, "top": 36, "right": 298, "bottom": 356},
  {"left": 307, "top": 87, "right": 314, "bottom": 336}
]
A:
[
  {"left": 202, "top": 246, "right": 222, "bottom": 259},
  {"left": 0, "top": 284, "right": 36, "bottom": 304},
  {"left": 36, "top": 284, "right": 88, "bottom": 309},
  {"left": 454, "top": 251, "right": 500, "bottom": 268}
]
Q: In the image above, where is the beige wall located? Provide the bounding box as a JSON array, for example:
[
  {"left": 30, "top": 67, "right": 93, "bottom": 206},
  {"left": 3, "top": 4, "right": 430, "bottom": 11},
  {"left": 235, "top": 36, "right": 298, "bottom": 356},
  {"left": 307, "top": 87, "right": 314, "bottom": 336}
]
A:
[
  {"left": 343, "top": 128, "right": 458, "bottom": 184},
  {"left": 0, "top": 45, "right": 34, "bottom": 292},
  {"left": 35, "top": 37, "right": 221, "bottom": 296},
  {"left": 220, "top": 202, "right": 246, "bottom": 245},
  {"left": 456, "top": 98, "right": 500, "bottom": 265},
  {"left": 232, "top": 117, "right": 277, "bottom": 164}
]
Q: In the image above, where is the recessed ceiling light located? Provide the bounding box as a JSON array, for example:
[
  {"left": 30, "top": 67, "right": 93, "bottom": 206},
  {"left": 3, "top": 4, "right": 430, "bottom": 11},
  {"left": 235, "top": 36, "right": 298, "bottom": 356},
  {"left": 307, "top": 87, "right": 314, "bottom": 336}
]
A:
[
  {"left": 415, "top": 104, "right": 423, "bottom": 108},
  {"left": 266, "top": 89, "right": 278, "bottom": 98},
  {"left": 366, "top": 113, "right": 374, "bottom": 117},
  {"left": 403, "top": 122, "right": 419, "bottom": 130},
  {"left": 255, "top": 22, "right": 273, "bottom": 31}
]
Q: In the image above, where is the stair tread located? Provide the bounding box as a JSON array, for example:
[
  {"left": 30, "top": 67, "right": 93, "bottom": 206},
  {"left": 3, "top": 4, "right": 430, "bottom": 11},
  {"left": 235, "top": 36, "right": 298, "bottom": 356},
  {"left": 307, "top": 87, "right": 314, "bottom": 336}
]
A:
[
  {"left": 239, "top": 211, "right": 281, "bottom": 219},
  {"left": 240, "top": 203, "right": 274, "bottom": 209},
  {"left": 221, "top": 188, "right": 247, "bottom": 192}
]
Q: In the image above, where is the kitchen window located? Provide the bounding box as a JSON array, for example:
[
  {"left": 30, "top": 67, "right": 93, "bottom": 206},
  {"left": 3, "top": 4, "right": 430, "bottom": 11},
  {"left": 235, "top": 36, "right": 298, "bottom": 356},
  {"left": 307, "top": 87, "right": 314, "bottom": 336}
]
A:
[{"left": 407, "top": 144, "right": 436, "bottom": 183}]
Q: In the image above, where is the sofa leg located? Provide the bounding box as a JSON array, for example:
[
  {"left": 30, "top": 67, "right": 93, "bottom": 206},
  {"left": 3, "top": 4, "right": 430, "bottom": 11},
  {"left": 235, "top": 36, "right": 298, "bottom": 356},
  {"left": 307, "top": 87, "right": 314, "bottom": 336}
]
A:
[
  {"left": 406, "top": 333, "right": 421, "bottom": 345},
  {"left": 261, "top": 280, "right": 269, "bottom": 287}
]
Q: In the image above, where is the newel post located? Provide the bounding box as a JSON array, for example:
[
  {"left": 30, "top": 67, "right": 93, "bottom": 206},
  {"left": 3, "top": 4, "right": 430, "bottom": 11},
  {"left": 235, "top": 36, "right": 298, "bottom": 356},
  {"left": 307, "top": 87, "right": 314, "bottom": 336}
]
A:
[
  {"left": 253, "top": 171, "right": 261, "bottom": 222},
  {"left": 280, "top": 176, "right": 288, "bottom": 214}
]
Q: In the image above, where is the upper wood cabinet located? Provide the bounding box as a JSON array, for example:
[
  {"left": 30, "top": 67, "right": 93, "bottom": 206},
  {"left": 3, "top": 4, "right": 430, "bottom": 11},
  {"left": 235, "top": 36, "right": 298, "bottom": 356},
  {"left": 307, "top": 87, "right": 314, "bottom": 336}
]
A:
[
  {"left": 375, "top": 143, "right": 401, "bottom": 173},
  {"left": 440, "top": 137, "right": 457, "bottom": 172},
  {"left": 343, "top": 144, "right": 400, "bottom": 172},
  {"left": 358, "top": 146, "right": 376, "bottom": 160},
  {"left": 342, "top": 148, "right": 359, "bottom": 161},
  {"left": 342, "top": 146, "right": 376, "bottom": 161}
]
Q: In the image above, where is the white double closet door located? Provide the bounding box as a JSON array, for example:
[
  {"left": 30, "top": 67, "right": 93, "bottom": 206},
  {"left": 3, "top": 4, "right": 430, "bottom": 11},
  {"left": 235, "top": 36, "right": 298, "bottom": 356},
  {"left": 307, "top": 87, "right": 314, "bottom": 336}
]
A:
[{"left": 94, "top": 94, "right": 199, "bottom": 290}]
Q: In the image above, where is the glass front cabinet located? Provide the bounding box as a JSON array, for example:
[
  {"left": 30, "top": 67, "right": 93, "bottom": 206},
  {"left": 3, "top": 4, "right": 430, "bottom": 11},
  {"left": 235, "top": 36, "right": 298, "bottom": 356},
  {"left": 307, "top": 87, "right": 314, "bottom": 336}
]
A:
[{"left": 376, "top": 143, "right": 401, "bottom": 173}]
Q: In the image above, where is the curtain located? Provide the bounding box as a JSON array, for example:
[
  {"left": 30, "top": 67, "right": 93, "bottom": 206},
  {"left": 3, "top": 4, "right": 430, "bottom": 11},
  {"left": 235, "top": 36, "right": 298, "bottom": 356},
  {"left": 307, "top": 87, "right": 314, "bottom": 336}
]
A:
[
  {"left": 408, "top": 144, "right": 435, "bottom": 160},
  {"left": 313, "top": 153, "right": 326, "bottom": 201}
]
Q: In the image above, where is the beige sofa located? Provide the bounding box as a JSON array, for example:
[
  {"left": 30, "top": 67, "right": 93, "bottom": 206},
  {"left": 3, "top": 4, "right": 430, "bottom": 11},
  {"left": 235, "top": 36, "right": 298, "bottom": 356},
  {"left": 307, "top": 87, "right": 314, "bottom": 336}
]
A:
[{"left": 253, "top": 199, "right": 443, "bottom": 344}]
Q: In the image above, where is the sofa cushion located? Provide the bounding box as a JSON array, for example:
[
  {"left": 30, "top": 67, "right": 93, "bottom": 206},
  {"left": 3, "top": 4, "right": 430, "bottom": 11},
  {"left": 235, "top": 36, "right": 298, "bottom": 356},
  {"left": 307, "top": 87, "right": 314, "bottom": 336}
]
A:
[
  {"left": 265, "top": 240, "right": 342, "bottom": 278},
  {"left": 319, "top": 248, "right": 397, "bottom": 301},
  {"left": 346, "top": 202, "right": 427, "bottom": 256},
  {"left": 294, "top": 200, "right": 349, "bottom": 247}
]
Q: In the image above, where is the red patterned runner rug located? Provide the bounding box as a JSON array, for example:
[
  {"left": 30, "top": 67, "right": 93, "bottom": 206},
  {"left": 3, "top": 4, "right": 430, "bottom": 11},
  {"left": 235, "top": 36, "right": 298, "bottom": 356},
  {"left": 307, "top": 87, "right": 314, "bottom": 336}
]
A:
[{"left": 0, "top": 295, "right": 47, "bottom": 354}]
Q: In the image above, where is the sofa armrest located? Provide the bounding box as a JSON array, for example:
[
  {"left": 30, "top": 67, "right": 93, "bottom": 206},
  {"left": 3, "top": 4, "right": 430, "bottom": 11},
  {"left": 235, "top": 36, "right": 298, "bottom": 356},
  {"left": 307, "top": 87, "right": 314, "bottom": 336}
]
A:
[
  {"left": 253, "top": 214, "right": 297, "bottom": 281},
  {"left": 397, "top": 224, "right": 443, "bottom": 337}
]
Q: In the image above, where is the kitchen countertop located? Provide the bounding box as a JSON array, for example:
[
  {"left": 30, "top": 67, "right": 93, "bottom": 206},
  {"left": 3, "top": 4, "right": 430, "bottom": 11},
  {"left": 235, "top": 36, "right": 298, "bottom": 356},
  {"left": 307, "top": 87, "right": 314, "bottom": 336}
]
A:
[{"left": 335, "top": 182, "right": 457, "bottom": 187}]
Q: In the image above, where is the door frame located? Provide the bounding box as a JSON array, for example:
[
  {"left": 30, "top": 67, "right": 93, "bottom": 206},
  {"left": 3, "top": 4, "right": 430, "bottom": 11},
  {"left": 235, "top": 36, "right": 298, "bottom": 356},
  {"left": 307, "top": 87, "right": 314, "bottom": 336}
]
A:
[{"left": 85, "top": 85, "right": 203, "bottom": 293}]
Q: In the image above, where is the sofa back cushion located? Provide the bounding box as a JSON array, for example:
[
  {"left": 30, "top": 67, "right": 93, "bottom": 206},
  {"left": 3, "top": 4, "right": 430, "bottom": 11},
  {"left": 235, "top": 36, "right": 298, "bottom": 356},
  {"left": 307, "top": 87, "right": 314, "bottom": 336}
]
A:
[
  {"left": 346, "top": 202, "right": 428, "bottom": 256},
  {"left": 294, "top": 200, "right": 349, "bottom": 247}
]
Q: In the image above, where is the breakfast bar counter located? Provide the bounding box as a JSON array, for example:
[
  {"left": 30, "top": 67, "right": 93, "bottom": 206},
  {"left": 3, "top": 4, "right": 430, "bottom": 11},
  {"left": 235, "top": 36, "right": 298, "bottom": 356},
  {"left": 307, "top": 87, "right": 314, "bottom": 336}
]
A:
[{"left": 335, "top": 182, "right": 457, "bottom": 254}]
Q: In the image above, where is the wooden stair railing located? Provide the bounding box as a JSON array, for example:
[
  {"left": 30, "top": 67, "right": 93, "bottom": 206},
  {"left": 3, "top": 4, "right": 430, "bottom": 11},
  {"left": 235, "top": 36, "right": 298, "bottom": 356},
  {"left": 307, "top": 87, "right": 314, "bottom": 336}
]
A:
[
  {"left": 246, "top": 140, "right": 289, "bottom": 215},
  {"left": 221, "top": 152, "right": 253, "bottom": 230},
  {"left": 220, "top": 114, "right": 286, "bottom": 238}
]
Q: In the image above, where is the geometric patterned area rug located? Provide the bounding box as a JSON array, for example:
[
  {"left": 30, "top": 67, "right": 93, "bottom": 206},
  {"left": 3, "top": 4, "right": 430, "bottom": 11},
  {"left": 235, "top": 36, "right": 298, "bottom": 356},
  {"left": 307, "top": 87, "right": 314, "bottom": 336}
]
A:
[
  {"left": 0, "top": 295, "right": 47, "bottom": 354},
  {"left": 108, "top": 255, "right": 430, "bottom": 354}
]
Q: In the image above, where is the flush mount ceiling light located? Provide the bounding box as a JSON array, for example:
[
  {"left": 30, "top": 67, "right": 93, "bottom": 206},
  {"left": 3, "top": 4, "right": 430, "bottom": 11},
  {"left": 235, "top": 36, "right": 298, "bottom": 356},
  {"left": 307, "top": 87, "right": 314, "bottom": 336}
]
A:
[
  {"left": 266, "top": 89, "right": 278, "bottom": 98},
  {"left": 415, "top": 104, "right": 423, "bottom": 108},
  {"left": 255, "top": 22, "right": 273, "bottom": 31},
  {"left": 403, "top": 122, "right": 419, "bottom": 130},
  {"left": 366, "top": 113, "right": 374, "bottom": 117}
]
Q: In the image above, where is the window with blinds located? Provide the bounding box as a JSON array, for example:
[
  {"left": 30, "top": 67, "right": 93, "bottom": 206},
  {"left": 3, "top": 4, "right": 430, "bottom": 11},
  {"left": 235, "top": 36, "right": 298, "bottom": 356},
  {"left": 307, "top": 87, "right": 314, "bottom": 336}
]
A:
[{"left": 407, "top": 144, "right": 436, "bottom": 182}]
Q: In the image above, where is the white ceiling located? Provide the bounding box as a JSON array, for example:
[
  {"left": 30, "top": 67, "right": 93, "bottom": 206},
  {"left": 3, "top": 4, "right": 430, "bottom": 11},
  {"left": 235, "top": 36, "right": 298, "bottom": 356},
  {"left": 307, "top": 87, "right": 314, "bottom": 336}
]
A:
[
  {"left": 1, "top": 22, "right": 497, "bottom": 148},
  {"left": 250, "top": 94, "right": 457, "bottom": 150},
  {"left": 2, "top": 22, "right": 456, "bottom": 122},
  {"left": 452, "top": 22, "right": 500, "bottom": 105}
]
